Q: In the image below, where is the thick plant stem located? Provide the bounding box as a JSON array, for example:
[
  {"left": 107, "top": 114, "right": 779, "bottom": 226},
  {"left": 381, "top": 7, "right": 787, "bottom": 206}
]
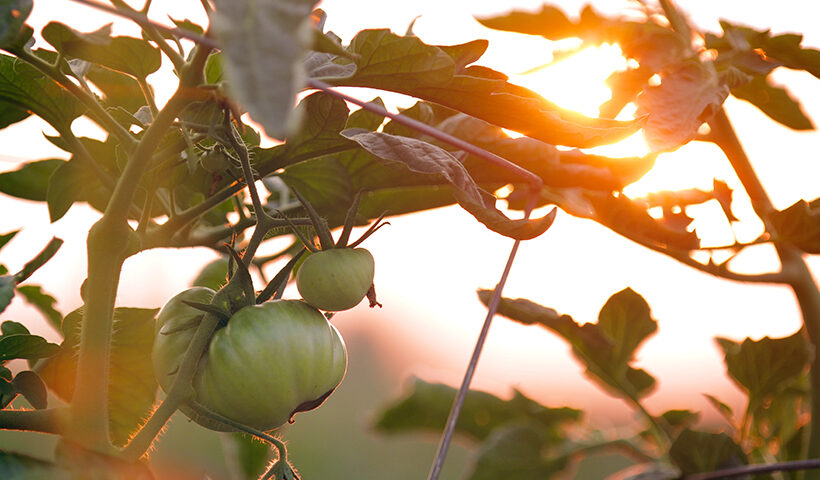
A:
[{"left": 709, "top": 108, "right": 820, "bottom": 465}]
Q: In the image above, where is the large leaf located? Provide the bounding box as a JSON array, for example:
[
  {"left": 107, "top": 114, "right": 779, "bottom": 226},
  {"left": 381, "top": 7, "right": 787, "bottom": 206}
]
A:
[
  {"left": 85, "top": 65, "right": 145, "bottom": 114},
  {"left": 210, "top": 0, "right": 319, "bottom": 139},
  {"left": 341, "top": 130, "right": 556, "bottom": 240},
  {"left": 769, "top": 198, "right": 820, "bottom": 254},
  {"left": 0, "top": 0, "right": 32, "bottom": 49},
  {"left": 0, "top": 329, "right": 59, "bottom": 362},
  {"left": 0, "top": 158, "right": 63, "bottom": 201},
  {"left": 46, "top": 157, "right": 110, "bottom": 222},
  {"left": 375, "top": 377, "right": 581, "bottom": 443},
  {"left": 731, "top": 73, "right": 814, "bottom": 130},
  {"left": 319, "top": 30, "right": 643, "bottom": 148},
  {"left": 482, "top": 288, "right": 658, "bottom": 400},
  {"left": 0, "top": 53, "right": 85, "bottom": 132},
  {"left": 38, "top": 306, "right": 158, "bottom": 446},
  {"left": 715, "top": 329, "right": 810, "bottom": 406},
  {"left": 467, "top": 424, "right": 568, "bottom": 480},
  {"left": 637, "top": 60, "right": 730, "bottom": 152},
  {"left": 669, "top": 429, "right": 747, "bottom": 475},
  {"left": 192, "top": 256, "right": 230, "bottom": 291},
  {"left": 42, "top": 22, "right": 161, "bottom": 79}
]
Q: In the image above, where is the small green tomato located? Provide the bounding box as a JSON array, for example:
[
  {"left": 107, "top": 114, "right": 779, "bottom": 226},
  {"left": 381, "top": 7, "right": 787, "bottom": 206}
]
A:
[{"left": 296, "top": 248, "right": 375, "bottom": 312}]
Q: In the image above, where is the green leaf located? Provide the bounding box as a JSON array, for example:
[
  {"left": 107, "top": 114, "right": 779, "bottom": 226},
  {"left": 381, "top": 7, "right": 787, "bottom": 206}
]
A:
[
  {"left": 0, "top": 0, "right": 32, "bottom": 49},
  {"left": 0, "top": 53, "right": 85, "bottom": 132},
  {"left": 42, "top": 22, "right": 161, "bottom": 78},
  {"left": 703, "top": 394, "right": 734, "bottom": 426},
  {"left": 341, "top": 130, "right": 556, "bottom": 240},
  {"left": 715, "top": 329, "right": 810, "bottom": 405},
  {"left": 669, "top": 429, "right": 747, "bottom": 475},
  {"left": 0, "top": 230, "right": 17, "bottom": 251},
  {"left": 475, "top": 6, "right": 575, "bottom": 39},
  {"left": 375, "top": 377, "right": 581, "bottom": 443},
  {"left": 636, "top": 60, "right": 730, "bottom": 152},
  {"left": 0, "top": 158, "right": 64, "bottom": 201},
  {"left": 280, "top": 158, "right": 354, "bottom": 226},
  {"left": 731, "top": 74, "right": 814, "bottom": 130},
  {"left": 46, "top": 157, "right": 109, "bottom": 222},
  {"left": 0, "top": 333, "right": 60, "bottom": 361},
  {"left": 11, "top": 370, "right": 47, "bottom": 409},
  {"left": 229, "top": 433, "right": 271, "bottom": 480},
  {"left": 1, "top": 320, "right": 28, "bottom": 335},
  {"left": 468, "top": 423, "right": 568, "bottom": 480},
  {"left": 281, "top": 91, "right": 351, "bottom": 160},
  {"left": 210, "top": 0, "right": 319, "bottom": 139},
  {"left": 0, "top": 275, "right": 14, "bottom": 314},
  {"left": 192, "top": 256, "right": 230, "bottom": 291},
  {"left": 85, "top": 65, "right": 145, "bottom": 113},
  {"left": 482, "top": 288, "right": 658, "bottom": 400},
  {"left": 769, "top": 198, "right": 820, "bottom": 254},
  {"left": 38, "top": 306, "right": 159, "bottom": 446},
  {"left": 16, "top": 285, "right": 61, "bottom": 332}
]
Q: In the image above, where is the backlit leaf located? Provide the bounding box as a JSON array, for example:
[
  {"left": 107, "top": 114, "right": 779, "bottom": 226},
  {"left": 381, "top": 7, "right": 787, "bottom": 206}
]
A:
[
  {"left": 475, "top": 6, "right": 574, "bottom": 39},
  {"left": 16, "top": 285, "right": 61, "bottom": 332},
  {"left": 769, "top": 198, "right": 820, "bottom": 253},
  {"left": 637, "top": 60, "right": 730, "bottom": 152},
  {"left": 482, "top": 288, "right": 658, "bottom": 400},
  {"left": 210, "top": 0, "right": 319, "bottom": 139},
  {"left": 38, "top": 306, "right": 158, "bottom": 446},
  {"left": 0, "top": 275, "right": 14, "bottom": 314},
  {"left": 341, "top": 129, "right": 556, "bottom": 240},
  {"left": 0, "top": 0, "right": 32, "bottom": 48},
  {"left": 375, "top": 378, "right": 580, "bottom": 443},
  {"left": 46, "top": 157, "right": 109, "bottom": 222},
  {"left": 0, "top": 158, "right": 63, "bottom": 201},
  {"left": 716, "top": 329, "right": 810, "bottom": 405},
  {"left": 0, "top": 53, "right": 85, "bottom": 132},
  {"left": 669, "top": 429, "right": 747, "bottom": 475},
  {"left": 468, "top": 423, "right": 568, "bottom": 480},
  {"left": 731, "top": 73, "right": 814, "bottom": 130}
]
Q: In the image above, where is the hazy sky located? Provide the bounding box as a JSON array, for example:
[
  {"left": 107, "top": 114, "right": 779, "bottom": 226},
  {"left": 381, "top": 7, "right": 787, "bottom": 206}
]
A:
[{"left": 0, "top": 0, "right": 818, "bottom": 422}]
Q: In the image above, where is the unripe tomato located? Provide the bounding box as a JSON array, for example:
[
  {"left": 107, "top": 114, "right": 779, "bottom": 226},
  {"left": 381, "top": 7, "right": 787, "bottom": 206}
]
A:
[
  {"left": 296, "top": 248, "right": 375, "bottom": 311},
  {"left": 153, "top": 289, "right": 347, "bottom": 432}
]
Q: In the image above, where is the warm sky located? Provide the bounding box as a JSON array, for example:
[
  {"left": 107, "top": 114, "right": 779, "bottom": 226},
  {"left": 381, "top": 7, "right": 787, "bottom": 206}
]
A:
[{"left": 0, "top": 0, "right": 819, "bottom": 424}]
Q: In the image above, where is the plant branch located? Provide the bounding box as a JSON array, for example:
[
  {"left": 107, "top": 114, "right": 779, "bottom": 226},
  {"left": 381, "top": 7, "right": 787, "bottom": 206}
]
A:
[
  {"left": 0, "top": 407, "right": 69, "bottom": 435},
  {"left": 685, "top": 459, "right": 820, "bottom": 480}
]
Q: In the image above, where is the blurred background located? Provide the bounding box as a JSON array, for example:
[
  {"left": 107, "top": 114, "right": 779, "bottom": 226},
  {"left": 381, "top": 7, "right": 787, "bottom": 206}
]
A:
[{"left": 0, "top": 0, "right": 818, "bottom": 478}]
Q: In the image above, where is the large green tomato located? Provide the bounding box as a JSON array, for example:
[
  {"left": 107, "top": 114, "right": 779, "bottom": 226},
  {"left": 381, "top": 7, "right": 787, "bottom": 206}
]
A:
[
  {"left": 153, "top": 288, "right": 347, "bottom": 432},
  {"left": 296, "top": 248, "right": 375, "bottom": 311}
]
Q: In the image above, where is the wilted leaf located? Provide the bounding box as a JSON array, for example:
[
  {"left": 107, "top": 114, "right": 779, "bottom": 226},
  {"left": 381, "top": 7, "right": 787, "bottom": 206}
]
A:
[
  {"left": 468, "top": 423, "right": 567, "bottom": 480},
  {"left": 38, "top": 307, "right": 158, "bottom": 446},
  {"left": 16, "top": 285, "right": 62, "bottom": 332},
  {"left": 769, "top": 198, "right": 820, "bottom": 254},
  {"left": 0, "top": 159, "right": 63, "bottom": 202},
  {"left": 716, "top": 329, "right": 810, "bottom": 406},
  {"left": 637, "top": 60, "right": 730, "bottom": 152},
  {"left": 481, "top": 288, "right": 658, "bottom": 400},
  {"left": 669, "top": 429, "right": 747, "bottom": 475},
  {"left": 0, "top": 53, "right": 85, "bottom": 132},
  {"left": 341, "top": 129, "right": 556, "bottom": 240},
  {"left": 375, "top": 377, "right": 581, "bottom": 443},
  {"left": 210, "top": 0, "right": 318, "bottom": 139}
]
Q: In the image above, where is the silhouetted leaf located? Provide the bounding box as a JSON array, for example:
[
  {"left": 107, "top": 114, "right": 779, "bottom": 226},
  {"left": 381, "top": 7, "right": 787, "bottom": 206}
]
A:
[
  {"left": 0, "top": 0, "right": 32, "bottom": 49},
  {"left": 38, "top": 306, "right": 158, "bottom": 446},
  {"left": 0, "top": 52, "right": 85, "bottom": 132},
  {"left": 341, "top": 129, "right": 556, "bottom": 240},
  {"left": 16, "top": 285, "right": 61, "bottom": 332},
  {"left": 11, "top": 370, "right": 47, "bottom": 409},
  {"left": 375, "top": 377, "right": 581, "bottom": 443},
  {"left": 482, "top": 288, "right": 658, "bottom": 400},
  {"left": 0, "top": 158, "right": 63, "bottom": 201},
  {"left": 210, "top": 0, "right": 318, "bottom": 139},
  {"left": 0, "top": 276, "right": 14, "bottom": 314},
  {"left": 46, "top": 157, "right": 111, "bottom": 222},
  {"left": 670, "top": 429, "right": 747, "bottom": 475},
  {"left": 475, "top": 6, "right": 574, "bottom": 39},
  {"left": 468, "top": 423, "right": 568, "bottom": 480},
  {"left": 769, "top": 198, "right": 820, "bottom": 253},
  {"left": 637, "top": 60, "right": 730, "bottom": 152},
  {"left": 0, "top": 230, "right": 17, "bottom": 251},
  {"left": 731, "top": 74, "right": 814, "bottom": 130},
  {"left": 716, "top": 329, "right": 810, "bottom": 405},
  {"left": 1, "top": 320, "right": 27, "bottom": 336}
]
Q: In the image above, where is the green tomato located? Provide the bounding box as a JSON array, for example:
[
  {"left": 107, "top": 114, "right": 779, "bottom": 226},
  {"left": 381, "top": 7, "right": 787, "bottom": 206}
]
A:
[
  {"left": 153, "top": 288, "right": 347, "bottom": 432},
  {"left": 296, "top": 248, "right": 375, "bottom": 312}
]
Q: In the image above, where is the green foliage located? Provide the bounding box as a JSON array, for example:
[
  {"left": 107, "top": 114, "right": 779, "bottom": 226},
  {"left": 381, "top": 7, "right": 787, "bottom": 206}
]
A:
[
  {"left": 769, "top": 198, "right": 820, "bottom": 254},
  {"left": 0, "top": 0, "right": 32, "bottom": 49},
  {"left": 669, "top": 429, "right": 747, "bottom": 475},
  {"left": 38, "top": 307, "right": 158, "bottom": 446},
  {"left": 0, "top": 159, "right": 63, "bottom": 201}
]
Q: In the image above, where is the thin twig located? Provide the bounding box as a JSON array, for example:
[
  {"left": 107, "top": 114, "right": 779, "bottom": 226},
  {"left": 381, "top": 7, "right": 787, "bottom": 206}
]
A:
[{"left": 685, "top": 459, "right": 820, "bottom": 480}]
